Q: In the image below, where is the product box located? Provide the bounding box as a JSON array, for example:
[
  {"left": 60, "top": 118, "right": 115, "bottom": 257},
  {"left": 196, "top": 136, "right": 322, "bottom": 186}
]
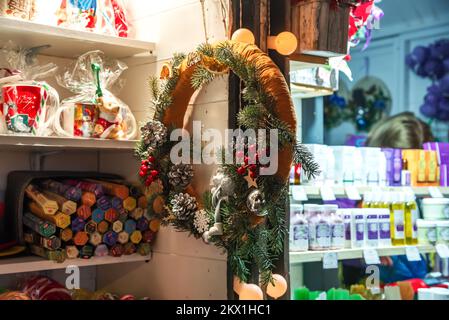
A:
[
  {"left": 382, "top": 148, "right": 402, "bottom": 186},
  {"left": 424, "top": 142, "right": 449, "bottom": 186}
]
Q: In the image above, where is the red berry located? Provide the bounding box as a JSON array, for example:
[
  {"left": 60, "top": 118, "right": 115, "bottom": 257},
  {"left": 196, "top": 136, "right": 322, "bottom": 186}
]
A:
[
  {"left": 140, "top": 165, "right": 148, "bottom": 172},
  {"left": 150, "top": 170, "right": 159, "bottom": 177},
  {"left": 244, "top": 156, "right": 249, "bottom": 165},
  {"left": 146, "top": 176, "right": 154, "bottom": 184},
  {"left": 237, "top": 167, "right": 247, "bottom": 175},
  {"left": 139, "top": 170, "right": 146, "bottom": 177},
  {"left": 250, "top": 171, "right": 257, "bottom": 179},
  {"left": 249, "top": 164, "right": 257, "bottom": 171},
  {"left": 148, "top": 156, "right": 155, "bottom": 163},
  {"left": 141, "top": 159, "right": 149, "bottom": 165}
]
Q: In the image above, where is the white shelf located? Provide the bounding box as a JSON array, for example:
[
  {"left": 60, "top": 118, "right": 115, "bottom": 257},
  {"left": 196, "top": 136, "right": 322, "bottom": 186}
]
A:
[
  {"left": 290, "top": 245, "right": 435, "bottom": 264},
  {"left": 0, "top": 17, "right": 155, "bottom": 60},
  {"left": 0, "top": 254, "right": 151, "bottom": 275},
  {"left": 0, "top": 134, "right": 137, "bottom": 151},
  {"left": 291, "top": 185, "right": 449, "bottom": 200}
]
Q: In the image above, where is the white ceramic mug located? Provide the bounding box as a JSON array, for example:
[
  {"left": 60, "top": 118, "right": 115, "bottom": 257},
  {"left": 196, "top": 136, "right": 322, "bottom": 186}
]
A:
[{"left": 54, "top": 102, "right": 137, "bottom": 140}]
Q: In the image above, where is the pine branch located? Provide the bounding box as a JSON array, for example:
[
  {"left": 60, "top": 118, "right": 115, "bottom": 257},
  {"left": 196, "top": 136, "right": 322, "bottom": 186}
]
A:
[
  {"left": 294, "top": 143, "right": 320, "bottom": 179},
  {"left": 196, "top": 43, "right": 215, "bottom": 57},
  {"left": 191, "top": 64, "right": 216, "bottom": 90}
]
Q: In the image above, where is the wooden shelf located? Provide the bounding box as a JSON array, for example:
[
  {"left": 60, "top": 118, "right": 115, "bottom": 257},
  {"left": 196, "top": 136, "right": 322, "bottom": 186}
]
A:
[
  {"left": 0, "top": 134, "right": 137, "bottom": 151},
  {"left": 0, "top": 254, "right": 151, "bottom": 275},
  {"left": 0, "top": 17, "right": 155, "bottom": 60},
  {"left": 290, "top": 245, "right": 435, "bottom": 264},
  {"left": 290, "top": 185, "right": 449, "bottom": 200}
]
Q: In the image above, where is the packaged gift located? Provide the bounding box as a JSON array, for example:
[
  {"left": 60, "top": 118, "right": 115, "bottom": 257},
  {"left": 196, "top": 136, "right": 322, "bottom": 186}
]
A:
[
  {"left": 56, "top": 0, "right": 97, "bottom": 31},
  {"left": 0, "top": 0, "right": 36, "bottom": 20},
  {"left": 96, "top": 0, "right": 130, "bottom": 37},
  {"left": 0, "top": 42, "right": 59, "bottom": 136},
  {"left": 55, "top": 50, "right": 137, "bottom": 140}
]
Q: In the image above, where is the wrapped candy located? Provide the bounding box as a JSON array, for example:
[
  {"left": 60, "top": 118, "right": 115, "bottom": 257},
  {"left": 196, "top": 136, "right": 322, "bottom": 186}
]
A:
[
  {"left": 55, "top": 50, "right": 137, "bottom": 140},
  {"left": 21, "top": 276, "right": 72, "bottom": 300}
]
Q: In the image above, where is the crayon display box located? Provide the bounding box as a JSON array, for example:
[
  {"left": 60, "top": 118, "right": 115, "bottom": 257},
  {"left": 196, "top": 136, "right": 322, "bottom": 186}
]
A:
[{"left": 1, "top": 171, "right": 154, "bottom": 262}]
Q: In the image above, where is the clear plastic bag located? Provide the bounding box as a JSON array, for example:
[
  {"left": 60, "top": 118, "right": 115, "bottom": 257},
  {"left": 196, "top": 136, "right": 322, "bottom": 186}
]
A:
[
  {"left": 56, "top": 0, "right": 131, "bottom": 37},
  {"left": 0, "top": 42, "right": 59, "bottom": 136},
  {"left": 55, "top": 50, "right": 137, "bottom": 140}
]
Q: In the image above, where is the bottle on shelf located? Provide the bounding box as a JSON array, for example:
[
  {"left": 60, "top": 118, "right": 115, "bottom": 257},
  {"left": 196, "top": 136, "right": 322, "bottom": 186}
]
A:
[
  {"left": 326, "top": 205, "right": 344, "bottom": 250},
  {"left": 390, "top": 192, "right": 406, "bottom": 246},
  {"left": 405, "top": 192, "right": 419, "bottom": 245},
  {"left": 401, "top": 158, "right": 411, "bottom": 186},
  {"left": 310, "top": 205, "right": 331, "bottom": 251},
  {"left": 380, "top": 191, "right": 391, "bottom": 209},
  {"left": 290, "top": 204, "right": 309, "bottom": 252}
]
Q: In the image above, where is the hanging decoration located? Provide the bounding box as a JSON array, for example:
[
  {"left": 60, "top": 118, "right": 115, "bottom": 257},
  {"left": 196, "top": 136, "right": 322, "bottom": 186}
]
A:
[
  {"left": 324, "top": 76, "right": 390, "bottom": 131},
  {"left": 406, "top": 39, "right": 449, "bottom": 122},
  {"left": 135, "top": 40, "right": 318, "bottom": 297}
]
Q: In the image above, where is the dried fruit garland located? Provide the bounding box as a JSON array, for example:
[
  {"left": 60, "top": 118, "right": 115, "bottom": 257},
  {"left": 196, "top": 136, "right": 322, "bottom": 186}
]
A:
[{"left": 135, "top": 41, "right": 317, "bottom": 285}]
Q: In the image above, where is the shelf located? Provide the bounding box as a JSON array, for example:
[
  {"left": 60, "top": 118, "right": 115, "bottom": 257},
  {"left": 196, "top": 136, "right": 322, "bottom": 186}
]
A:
[
  {"left": 290, "top": 245, "right": 435, "bottom": 264},
  {"left": 290, "top": 185, "right": 449, "bottom": 200},
  {"left": 0, "top": 254, "right": 151, "bottom": 275},
  {"left": 0, "top": 17, "right": 156, "bottom": 60},
  {"left": 0, "top": 134, "right": 137, "bottom": 151}
]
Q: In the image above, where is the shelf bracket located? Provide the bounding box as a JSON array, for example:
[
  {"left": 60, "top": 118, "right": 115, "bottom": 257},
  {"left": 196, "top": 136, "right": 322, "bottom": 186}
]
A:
[{"left": 30, "top": 151, "right": 63, "bottom": 171}]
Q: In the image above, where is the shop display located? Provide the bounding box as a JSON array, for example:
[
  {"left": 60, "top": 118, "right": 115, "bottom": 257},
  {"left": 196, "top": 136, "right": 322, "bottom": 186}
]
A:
[
  {"left": 54, "top": 50, "right": 137, "bottom": 140},
  {"left": 300, "top": 144, "right": 442, "bottom": 187},
  {"left": 424, "top": 142, "right": 449, "bottom": 186},
  {"left": 21, "top": 178, "right": 156, "bottom": 262},
  {"left": 135, "top": 40, "right": 318, "bottom": 299}
]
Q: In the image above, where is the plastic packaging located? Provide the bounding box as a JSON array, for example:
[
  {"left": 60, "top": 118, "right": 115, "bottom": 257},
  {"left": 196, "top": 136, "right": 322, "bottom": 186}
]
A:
[
  {"left": 436, "top": 221, "right": 449, "bottom": 245},
  {"left": 341, "top": 209, "right": 352, "bottom": 248},
  {"left": 0, "top": 42, "right": 59, "bottom": 136},
  {"left": 55, "top": 50, "right": 137, "bottom": 140},
  {"left": 351, "top": 209, "right": 365, "bottom": 248},
  {"left": 290, "top": 204, "right": 308, "bottom": 252},
  {"left": 405, "top": 192, "right": 418, "bottom": 245},
  {"left": 56, "top": 0, "right": 131, "bottom": 37},
  {"left": 0, "top": 0, "right": 36, "bottom": 20},
  {"left": 422, "top": 198, "right": 449, "bottom": 220},
  {"left": 378, "top": 208, "right": 391, "bottom": 247},
  {"left": 391, "top": 192, "right": 406, "bottom": 246},
  {"left": 326, "top": 205, "right": 344, "bottom": 249},
  {"left": 417, "top": 219, "right": 437, "bottom": 245},
  {"left": 365, "top": 209, "right": 379, "bottom": 248}
]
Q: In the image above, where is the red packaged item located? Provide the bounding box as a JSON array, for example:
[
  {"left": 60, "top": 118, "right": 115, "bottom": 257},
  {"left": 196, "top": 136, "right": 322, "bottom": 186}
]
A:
[
  {"left": 22, "top": 276, "right": 72, "bottom": 300},
  {"left": 97, "top": 0, "right": 130, "bottom": 37}
]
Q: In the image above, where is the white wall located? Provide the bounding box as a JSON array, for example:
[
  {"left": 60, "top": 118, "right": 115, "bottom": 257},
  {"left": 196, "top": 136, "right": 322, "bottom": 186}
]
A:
[
  {"left": 325, "top": 1, "right": 449, "bottom": 145},
  {"left": 96, "top": 0, "right": 230, "bottom": 299}
]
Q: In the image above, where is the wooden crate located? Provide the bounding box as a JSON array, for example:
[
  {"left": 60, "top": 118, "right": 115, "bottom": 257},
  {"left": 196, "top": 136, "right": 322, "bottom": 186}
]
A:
[{"left": 291, "top": 0, "right": 352, "bottom": 57}]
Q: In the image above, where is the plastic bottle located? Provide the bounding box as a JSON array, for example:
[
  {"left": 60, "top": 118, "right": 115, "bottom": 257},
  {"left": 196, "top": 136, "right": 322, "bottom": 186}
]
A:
[
  {"left": 305, "top": 204, "right": 319, "bottom": 250},
  {"left": 365, "top": 209, "right": 379, "bottom": 248},
  {"left": 351, "top": 209, "right": 365, "bottom": 248},
  {"left": 390, "top": 192, "right": 406, "bottom": 246},
  {"left": 315, "top": 205, "right": 331, "bottom": 251},
  {"left": 326, "top": 205, "right": 344, "bottom": 249},
  {"left": 290, "top": 204, "right": 309, "bottom": 252},
  {"left": 378, "top": 208, "right": 392, "bottom": 247},
  {"left": 380, "top": 191, "right": 392, "bottom": 209},
  {"left": 405, "top": 192, "right": 418, "bottom": 245}
]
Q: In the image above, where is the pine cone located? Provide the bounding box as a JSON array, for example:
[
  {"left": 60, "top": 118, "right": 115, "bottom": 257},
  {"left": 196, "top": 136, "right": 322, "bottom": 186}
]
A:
[
  {"left": 140, "top": 120, "right": 167, "bottom": 149},
  {"left": 171, "top": 193, "right": 197, "bottom": 221},
  {"left": 168, "top": 164, "right": 194, "bottom": 188}
]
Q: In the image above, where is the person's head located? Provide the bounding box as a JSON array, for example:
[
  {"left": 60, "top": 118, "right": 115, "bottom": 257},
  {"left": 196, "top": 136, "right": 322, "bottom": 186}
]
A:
[{"left": 365, "top": 112, "right": 434, "bottom": 149}]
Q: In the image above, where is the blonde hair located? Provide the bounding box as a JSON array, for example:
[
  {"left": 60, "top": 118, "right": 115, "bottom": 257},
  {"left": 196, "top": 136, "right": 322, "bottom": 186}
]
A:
[{"left": 365, "top": 112, "right": 434, "bottom": 149}]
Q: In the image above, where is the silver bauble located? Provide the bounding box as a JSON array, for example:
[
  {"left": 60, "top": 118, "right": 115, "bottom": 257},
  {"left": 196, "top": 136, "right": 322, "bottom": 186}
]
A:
[{"left": 246, "top": 189, "right": 266, "bottom": 215}]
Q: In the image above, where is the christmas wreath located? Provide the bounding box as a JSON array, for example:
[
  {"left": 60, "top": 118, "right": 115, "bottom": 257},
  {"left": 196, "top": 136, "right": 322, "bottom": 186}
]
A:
[{"left": 135, "top": 41, "right": 318, "bottom": 293}]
